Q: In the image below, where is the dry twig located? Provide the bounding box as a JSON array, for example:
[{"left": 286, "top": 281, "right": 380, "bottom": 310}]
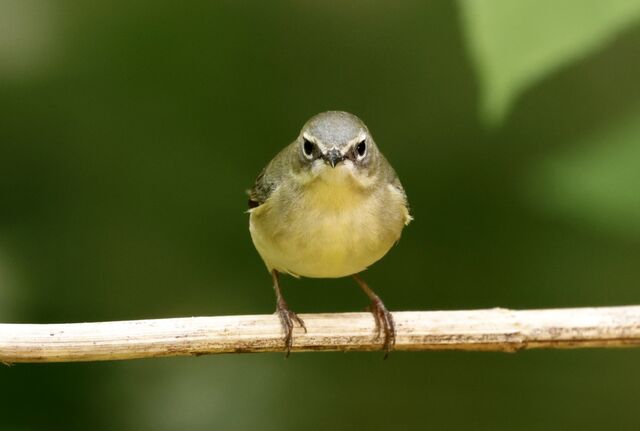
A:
[{"left": 1, "top": 306, "right": 639, "bottom": 363}]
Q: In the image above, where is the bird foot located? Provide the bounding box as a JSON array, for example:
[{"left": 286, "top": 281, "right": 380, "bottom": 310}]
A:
[
  {"left": 275, "top": 299, "right": 306, "bottom": 357},
  {"left": 368, "top": 297, "right": 396, "bottom": 358}
]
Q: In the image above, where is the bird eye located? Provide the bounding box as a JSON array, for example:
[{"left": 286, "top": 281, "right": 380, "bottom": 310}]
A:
[
  {"left": 356, "top": 140, "right": 367, "bottom": 159},
  {"left": 303, "top": 139, "right": 314, "bottom": 159}
]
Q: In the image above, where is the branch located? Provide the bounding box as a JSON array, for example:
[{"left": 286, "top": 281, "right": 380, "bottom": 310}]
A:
[{"left": 2, "top": 306, "right": 640, "bottom": 363}]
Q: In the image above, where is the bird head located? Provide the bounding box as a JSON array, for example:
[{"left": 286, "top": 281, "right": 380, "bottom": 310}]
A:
[{"left": 295, "top": 111, "right": 380, "bottom": 183}]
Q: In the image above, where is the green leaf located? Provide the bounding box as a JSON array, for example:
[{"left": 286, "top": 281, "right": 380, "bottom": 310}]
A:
[
  {"left": 460, "top": 0, "right": 640, "bottom": 124},
  {"left": 527, "top": 107, "right": 640, "bottom": 238}
]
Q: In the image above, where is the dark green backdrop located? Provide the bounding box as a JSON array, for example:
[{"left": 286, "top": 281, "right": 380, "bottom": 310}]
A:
[{"left": 1, "top": 1, "right": 639, "bottom": 430}]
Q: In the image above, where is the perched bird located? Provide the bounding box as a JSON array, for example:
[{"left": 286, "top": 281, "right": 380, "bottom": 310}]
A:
[{"left": 247, "top": 111, "right": 411, "bottom": 356}]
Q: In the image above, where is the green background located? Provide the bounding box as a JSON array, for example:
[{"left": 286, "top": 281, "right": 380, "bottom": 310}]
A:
[{"left": 2, "top": 1, "right": 640, "bottom": 429}]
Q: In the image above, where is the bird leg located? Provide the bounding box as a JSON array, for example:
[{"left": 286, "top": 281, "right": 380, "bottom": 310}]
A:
[
  {"left": 272, "top": 270, "right": 306, "bottom": 357},
  {"left": 353, "top": 274, "right": 395, "bottom": 357}
]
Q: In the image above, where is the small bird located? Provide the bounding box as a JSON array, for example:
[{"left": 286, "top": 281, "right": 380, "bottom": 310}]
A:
[{"left": 247, "top": 111, "right": 411, "bottom": 356}]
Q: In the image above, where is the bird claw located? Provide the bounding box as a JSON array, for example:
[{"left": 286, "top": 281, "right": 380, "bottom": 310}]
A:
[
  {"left": 368, "top": 298, "right": 395, "bottom": 358},
  {"left": 276, "top": 300, "right": 306, "bottom": 357}
]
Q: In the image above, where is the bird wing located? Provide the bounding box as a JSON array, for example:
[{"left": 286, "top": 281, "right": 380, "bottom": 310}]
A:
[
  {"left": 247, "top": 167, "right": 270, "bottom": 209},
  {"left": 389, "top": 171, "right": 412, "bottom": 224},
  {"left": 247, "top": 146, "right": 290, "bottom": 209}
]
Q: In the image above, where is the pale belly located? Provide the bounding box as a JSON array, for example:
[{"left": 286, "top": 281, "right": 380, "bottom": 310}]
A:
[{"left": 249, "top": 182, "right": 409, "bottom": 278}]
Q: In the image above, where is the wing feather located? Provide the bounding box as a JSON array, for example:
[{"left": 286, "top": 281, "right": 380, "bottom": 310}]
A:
[{"left": 247, "top": 145, "right": 292, "bottom": 209}]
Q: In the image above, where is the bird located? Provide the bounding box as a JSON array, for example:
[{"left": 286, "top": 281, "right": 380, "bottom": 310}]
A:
[{"left": 247, "top": 111, "right": 411, "bottom": 356}]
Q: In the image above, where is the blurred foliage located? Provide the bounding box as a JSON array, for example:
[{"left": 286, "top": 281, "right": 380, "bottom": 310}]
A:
[
  {"left": 1, "top": 1, "right": 639, "bottom": 430},
  {"left": 529, "top": 108, "right": 640, "bottom": 238},
  {"left": 461, "top": 0, "right": 640, "bottom": 123}
]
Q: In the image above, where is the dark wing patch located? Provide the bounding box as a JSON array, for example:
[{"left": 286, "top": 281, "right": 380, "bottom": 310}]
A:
[
  {"left": 247, "top": 144, "right": 292, "bottom": 210},
  {"left": 247, "top": 168, "right": 271, "bottom": 209}
]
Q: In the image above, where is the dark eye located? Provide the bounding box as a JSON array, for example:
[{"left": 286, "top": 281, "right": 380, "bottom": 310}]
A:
[
  {"left": 303, "top": 139, "right": 314, "bottom": 158},
  {"left": 356, "top": 140, "right": 367, "bottom": 158}
]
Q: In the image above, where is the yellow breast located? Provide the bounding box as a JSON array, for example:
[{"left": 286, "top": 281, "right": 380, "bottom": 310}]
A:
[{"left": 249, "top": 169, "right": 410, "bottom": 278}]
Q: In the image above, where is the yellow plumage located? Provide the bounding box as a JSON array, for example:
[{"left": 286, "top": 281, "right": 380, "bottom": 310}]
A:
[{"left": 249, "top": 163, "right": 411, "bottom": 278}]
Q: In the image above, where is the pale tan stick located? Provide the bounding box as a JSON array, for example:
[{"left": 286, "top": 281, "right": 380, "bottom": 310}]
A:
[{"left": 1, "top": 306, "right": 640, "bottom": 363}]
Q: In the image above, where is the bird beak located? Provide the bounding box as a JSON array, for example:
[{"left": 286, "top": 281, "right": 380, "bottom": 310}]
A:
[{"left": 323, "top": 149, "right": 344, "bottom": 168}]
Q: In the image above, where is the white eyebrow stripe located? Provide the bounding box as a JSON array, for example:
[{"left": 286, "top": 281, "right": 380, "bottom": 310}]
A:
[
  {"left": 303, "top": 133, "right": 328, "bottom": 153},
  {"left": 304, "top": 130, "right": 367, "bottom": 155},
  {"left": 341, "top": 132, "right": 367, "bottom": 154}
]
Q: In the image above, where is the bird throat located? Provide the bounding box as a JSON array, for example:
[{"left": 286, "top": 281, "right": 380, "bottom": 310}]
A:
[{"left": 307, "top": 166, "right": 367, "bottom": 210}]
